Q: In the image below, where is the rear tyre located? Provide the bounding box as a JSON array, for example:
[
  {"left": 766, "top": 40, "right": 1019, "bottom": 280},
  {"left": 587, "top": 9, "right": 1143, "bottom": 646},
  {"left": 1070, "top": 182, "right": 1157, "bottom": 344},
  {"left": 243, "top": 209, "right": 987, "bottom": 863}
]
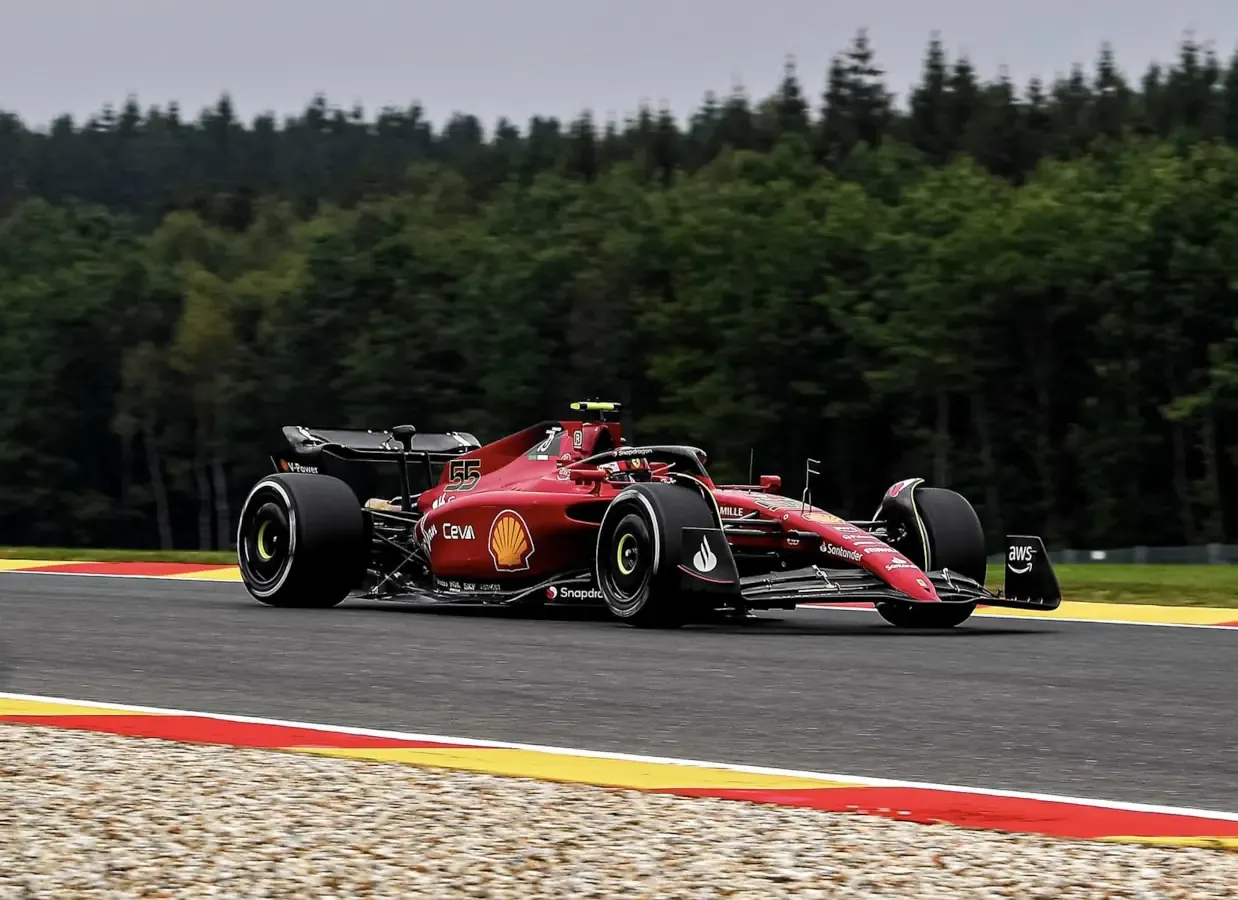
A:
[
  {"left": 876, "top": 486, "right": 986, "bottom": 629},
  {"left": 237, "top": 473, "right": 368, "bottom": 608}
]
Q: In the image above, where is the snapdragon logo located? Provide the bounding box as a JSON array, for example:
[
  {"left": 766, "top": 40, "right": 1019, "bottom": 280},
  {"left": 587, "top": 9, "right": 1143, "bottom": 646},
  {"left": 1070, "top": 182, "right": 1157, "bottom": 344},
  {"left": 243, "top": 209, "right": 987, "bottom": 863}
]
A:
[{"left": 546, "top": 585, "right": 604, "bottom": 601}]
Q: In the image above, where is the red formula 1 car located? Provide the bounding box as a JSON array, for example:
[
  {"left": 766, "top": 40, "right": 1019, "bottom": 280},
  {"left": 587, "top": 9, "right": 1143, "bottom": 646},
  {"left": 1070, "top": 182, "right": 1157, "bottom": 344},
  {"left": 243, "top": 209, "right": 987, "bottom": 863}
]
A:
[{"left": 236, "top": 402, "right": 1061, "bottom": 628}]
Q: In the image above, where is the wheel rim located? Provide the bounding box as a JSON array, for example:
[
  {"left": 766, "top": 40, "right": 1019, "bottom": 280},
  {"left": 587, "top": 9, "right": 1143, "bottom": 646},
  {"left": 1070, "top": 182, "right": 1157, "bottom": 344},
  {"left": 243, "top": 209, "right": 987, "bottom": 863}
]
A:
[
  {"left": 256, "top": 520, "right": 276, "bottom": 561},
  {"left": 239, "top": 490, "right": 294, "bottom": 593},
  {"left": 616, "top": 533, "right": 639, "bottom": 575},
  {"left": 601, "top": 513, "right": 654, "bottom": 614}
]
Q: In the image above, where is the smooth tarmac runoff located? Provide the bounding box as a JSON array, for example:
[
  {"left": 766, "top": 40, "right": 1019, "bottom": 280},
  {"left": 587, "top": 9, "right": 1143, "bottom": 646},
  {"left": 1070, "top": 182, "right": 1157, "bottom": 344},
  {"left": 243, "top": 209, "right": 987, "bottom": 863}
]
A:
[{"left": 1, "top": 572, "right": 1233, "bottom": 810}]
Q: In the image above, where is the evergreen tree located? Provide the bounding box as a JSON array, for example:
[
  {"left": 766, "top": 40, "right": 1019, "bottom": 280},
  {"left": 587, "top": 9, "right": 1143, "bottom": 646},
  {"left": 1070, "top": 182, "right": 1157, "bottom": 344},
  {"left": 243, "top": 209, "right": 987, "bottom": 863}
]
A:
[
  {"left": 566, "top": 112, "right": 599, "bottom": 182},
  {"left": 716, "top": 86, "right": 757, "bottom": 152},
  {"left": 844, "top": 29, "right": 891, "bottom": 148},
  {"left": 908, "top": 34, "right": 951, "bottom": 163},
  {"left": 817, "top": 54, "right": 854, "bottom": 164},
  {"left": 1224, "top": 48, "right": 1238, "bottom": 144},
  {"left": 1092, "top": 43, "right": 1132, "bottom": 141},
  {"left": 774, "top": 57, "right": 811, "bottom": 137}
]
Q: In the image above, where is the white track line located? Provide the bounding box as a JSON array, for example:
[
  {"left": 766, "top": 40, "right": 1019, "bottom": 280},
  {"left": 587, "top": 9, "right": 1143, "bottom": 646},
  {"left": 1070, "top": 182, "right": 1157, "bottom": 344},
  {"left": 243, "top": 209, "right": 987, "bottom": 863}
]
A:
[{"left": 3, "top": 690, "right": 1236, "bottom": 822}]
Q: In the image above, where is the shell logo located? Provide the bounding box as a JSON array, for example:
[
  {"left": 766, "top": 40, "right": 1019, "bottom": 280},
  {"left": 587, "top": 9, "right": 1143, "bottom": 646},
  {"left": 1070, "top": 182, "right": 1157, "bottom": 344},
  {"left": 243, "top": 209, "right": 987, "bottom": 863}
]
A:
[{"left": 488, "top": 509, "right": 535, "bottom": 571}]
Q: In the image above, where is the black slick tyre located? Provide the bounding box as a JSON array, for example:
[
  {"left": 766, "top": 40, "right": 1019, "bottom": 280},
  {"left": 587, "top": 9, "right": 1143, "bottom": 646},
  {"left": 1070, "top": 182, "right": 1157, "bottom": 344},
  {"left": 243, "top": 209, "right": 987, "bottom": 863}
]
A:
[
  {"left": 595, "top": 482, "right": 721, "bottom": 628},
  {"left": 876, "top": 486, "right": 986, "bottom": 629},
  {"left": 874, "top": 599, "right": 976, "bottom": 629},
  {"left": 236, "top": 473, "right": 367, "bottom": 608}
]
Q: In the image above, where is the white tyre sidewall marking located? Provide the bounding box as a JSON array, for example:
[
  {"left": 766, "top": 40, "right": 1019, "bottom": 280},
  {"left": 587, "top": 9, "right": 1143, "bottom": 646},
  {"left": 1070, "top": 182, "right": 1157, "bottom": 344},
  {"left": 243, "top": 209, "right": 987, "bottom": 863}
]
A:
[
  {"left": 237, "top": 478, "right": 297, "bottom": 599},
  {"left": 596, "top": 489, "right": 661, "bottom": 617}
]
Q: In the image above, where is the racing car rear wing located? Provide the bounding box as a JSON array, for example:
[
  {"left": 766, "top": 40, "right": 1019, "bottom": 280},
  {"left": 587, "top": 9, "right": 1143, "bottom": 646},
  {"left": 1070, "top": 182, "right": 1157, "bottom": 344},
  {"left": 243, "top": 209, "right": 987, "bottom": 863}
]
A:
[
  {"left": 270, "top": 425, "right": 481, "bottom": 509},
  {"left": 278, "top": 425, "right": 480, "bottom": 458}
]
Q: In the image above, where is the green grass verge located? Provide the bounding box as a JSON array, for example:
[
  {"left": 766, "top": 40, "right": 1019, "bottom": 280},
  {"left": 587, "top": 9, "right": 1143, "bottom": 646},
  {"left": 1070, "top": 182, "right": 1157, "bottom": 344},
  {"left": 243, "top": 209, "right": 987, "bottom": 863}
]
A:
[
  {"left": 986, "top": 563, "right": 1238, "bottom": 608},
  {"left": 3, "top": 548, "right": 1236, "bottom": 607}
]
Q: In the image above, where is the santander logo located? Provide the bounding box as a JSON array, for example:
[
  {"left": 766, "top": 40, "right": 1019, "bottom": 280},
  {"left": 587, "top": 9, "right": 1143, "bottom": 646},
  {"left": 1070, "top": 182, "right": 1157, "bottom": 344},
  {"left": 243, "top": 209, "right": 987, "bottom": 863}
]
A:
[{"left": 692, "top": 537, "right": 717, "bottom": 573}]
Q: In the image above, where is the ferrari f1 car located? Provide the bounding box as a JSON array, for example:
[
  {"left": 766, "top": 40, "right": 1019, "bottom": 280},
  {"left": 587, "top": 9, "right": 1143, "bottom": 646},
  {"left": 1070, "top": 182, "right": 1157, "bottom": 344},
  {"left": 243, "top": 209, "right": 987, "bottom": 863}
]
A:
[{"left": 236, "top": 402, "right": 1061, "bottom": 628}]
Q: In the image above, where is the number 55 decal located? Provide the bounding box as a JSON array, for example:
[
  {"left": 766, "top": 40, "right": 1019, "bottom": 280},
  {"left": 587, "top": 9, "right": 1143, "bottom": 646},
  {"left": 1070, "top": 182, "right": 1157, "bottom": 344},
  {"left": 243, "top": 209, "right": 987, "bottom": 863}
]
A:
[{"left": 445, "top": 458, "right": 482, "bottom": 492}]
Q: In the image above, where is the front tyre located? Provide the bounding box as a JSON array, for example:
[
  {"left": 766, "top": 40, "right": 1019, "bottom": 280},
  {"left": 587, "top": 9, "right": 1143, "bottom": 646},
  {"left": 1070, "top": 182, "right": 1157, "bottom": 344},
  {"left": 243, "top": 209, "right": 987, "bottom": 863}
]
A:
[
  {"left": 596, "top": 481, "right": 733, "bottom": 629},
  {"left": 598, "top": 508, "right": 663, "bottom": 617},
  {"left": 237, "top": 473, "right": 367, "bottom": 608},
  {"left": 875, "top": 485, "right": 985, "bottom": 629},
  {"left": 596, "top": 494, "right": 686, "bottom": 628},
  {"left": 874, "top": 601, "right": 976, "bottom": 629}
]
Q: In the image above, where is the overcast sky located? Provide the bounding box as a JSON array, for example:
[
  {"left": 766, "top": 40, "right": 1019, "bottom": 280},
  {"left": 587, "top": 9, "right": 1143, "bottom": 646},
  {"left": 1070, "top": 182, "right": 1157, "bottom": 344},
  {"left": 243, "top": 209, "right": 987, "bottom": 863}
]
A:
[{"left": 3, "top": 0, "right": 1236, "bottom": 131}]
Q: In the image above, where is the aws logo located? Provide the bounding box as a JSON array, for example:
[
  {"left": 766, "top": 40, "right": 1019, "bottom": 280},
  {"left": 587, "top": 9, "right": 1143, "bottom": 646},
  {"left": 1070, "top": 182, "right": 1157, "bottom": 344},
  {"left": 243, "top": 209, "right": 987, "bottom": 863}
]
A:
[
  {"left": 489, "top": 510, "right": 535, "bottom": 571},
  {"left": 1008, "top": 543, "right": 1036, "bottom": 575}
]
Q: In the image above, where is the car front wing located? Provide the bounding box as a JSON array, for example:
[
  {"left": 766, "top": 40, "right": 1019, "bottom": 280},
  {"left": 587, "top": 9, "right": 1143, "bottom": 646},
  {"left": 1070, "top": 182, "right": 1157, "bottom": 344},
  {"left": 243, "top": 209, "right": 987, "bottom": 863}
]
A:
[{"left": 738, "top": 562, "right": 1061, "bottom": 613}]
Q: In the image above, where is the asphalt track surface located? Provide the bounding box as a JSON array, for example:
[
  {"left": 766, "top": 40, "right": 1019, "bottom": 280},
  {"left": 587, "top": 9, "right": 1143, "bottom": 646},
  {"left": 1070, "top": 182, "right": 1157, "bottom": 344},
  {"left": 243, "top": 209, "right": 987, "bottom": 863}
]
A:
[{"left": 1, "top": 572, "right": 1234, "bottom": 811}]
